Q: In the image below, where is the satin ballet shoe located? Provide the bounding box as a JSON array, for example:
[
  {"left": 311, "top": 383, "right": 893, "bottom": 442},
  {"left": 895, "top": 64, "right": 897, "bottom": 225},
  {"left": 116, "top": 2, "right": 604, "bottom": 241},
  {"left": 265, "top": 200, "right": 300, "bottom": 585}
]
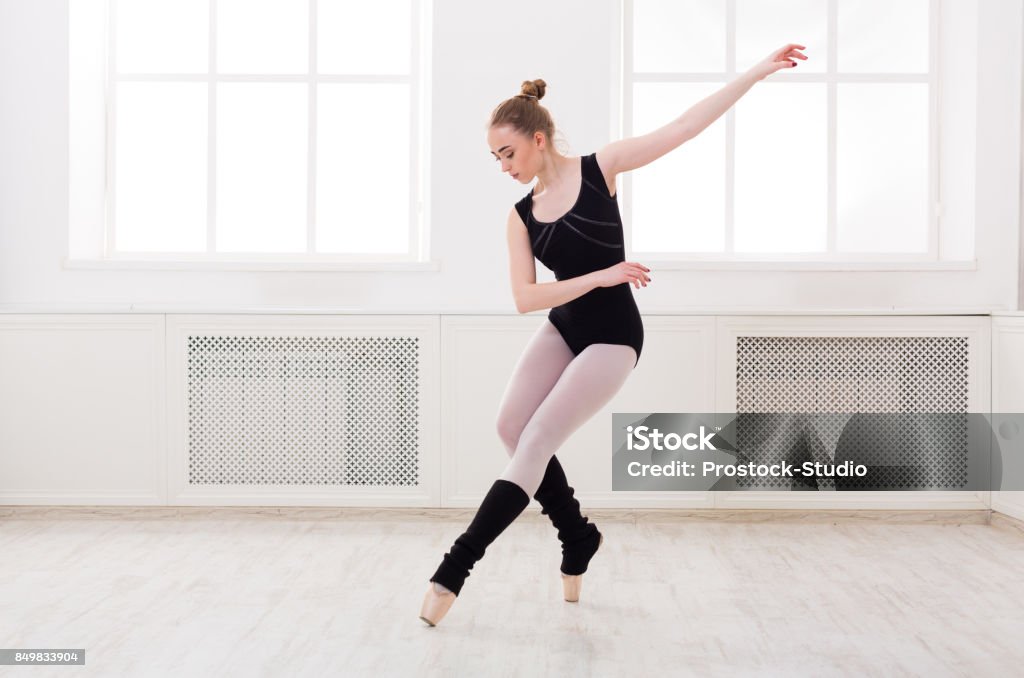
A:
[
  {"left": 419, "top": 582, "right": 456, "bottom": 627},
  {"left": 561, "top": 533, "right": 604, "bottom": 602}
]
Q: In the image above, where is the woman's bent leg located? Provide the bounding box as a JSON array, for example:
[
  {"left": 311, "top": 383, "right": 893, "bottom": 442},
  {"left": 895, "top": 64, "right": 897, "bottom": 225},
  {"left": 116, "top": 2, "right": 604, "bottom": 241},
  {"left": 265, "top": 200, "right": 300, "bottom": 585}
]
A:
[
  {"left": 492, "top": 321, "right": 594, "bottom": 561},
  {"left": 498, "top": 343, "right": 637, "bottom": 500},
  {"left": 428, "top": 478, "right": 531, "bottom": 597},
  {"left": 424, "top": 336, "right": 635, "bottom": 608},
  {"left": 495, "top": 320, "right": 575, "bottom": 456}
]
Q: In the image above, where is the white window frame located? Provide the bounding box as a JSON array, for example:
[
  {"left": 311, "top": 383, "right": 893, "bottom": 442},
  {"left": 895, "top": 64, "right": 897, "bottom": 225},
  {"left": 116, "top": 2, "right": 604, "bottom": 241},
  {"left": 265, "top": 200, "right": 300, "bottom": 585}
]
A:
[
  {"left": 619, "top": 0, "right": 966, "bottom": 272},
  {"left": 93, "top": 0, "right": 434, "bottom": 271}
]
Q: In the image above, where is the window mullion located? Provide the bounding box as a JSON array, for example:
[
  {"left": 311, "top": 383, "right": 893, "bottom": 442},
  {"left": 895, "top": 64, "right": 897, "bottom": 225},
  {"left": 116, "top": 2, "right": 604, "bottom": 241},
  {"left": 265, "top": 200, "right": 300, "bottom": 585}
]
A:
[
  {"left": 929, "top": 0, "right": 940, "bottom": 260},
  {"left": 207, "top": 0, "right": 217, "bottom": 254},
  {"left": 409, "top": 0, "right": 418, "bottom": 259},
  {"left": 307, "top": 0, "right": 317, "bottom": 255},
  {"left": 106, "top": 0, "right": 118, "bottom": 258},
  {"left": 725, "top": 0, "right": 735, "bottom": 255},
  {"left": 828, "top": 0, "right": 837, "bottom": 255},
  {"left": 622, "top": 0, "right": 634, "bottom": 251}
]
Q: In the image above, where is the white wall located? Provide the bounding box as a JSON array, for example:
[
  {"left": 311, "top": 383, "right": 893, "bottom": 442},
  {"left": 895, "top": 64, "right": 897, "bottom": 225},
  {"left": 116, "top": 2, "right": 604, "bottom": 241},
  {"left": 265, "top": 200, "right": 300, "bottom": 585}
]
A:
[{"left": 0, "top": 0, "right": 1020, "bottom": 314}]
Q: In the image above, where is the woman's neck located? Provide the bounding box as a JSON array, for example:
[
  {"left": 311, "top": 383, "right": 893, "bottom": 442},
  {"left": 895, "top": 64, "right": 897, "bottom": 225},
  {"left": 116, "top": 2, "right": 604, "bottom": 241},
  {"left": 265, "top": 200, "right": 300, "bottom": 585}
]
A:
[{"left": 534, "top": 154, "right": 576, "bottom": 196}]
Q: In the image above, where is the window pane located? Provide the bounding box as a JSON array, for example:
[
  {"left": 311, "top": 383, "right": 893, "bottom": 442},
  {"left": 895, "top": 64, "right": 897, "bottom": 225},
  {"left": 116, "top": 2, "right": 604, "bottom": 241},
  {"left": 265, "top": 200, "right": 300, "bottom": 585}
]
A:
[
  {"left": 736, "top": 0, "right": 827, "bottom": 74},
  {"left": 115, "top": 83, "right": 207, "bottom": 252},
  {"left": 633, "top": 0, "right": 725, "bottom": 73},
  {"left": 631, "top": 83, "right": 725, "bottom": 253},
  {"left": 734, "top": 83, "right": 827, "bottom": 253},
  {"left": 837, "top": 84, "right": 929, "bottom": 253},
  {"left": 317, "top": 84, "right": 410, "bottom": 254},
  {"left": 116, "top": 0, "right": 208, "bottom": 74},
  {"left": 838, "top": 0, "right": 929, "bottom": 73},
  {"left": 216, "top": 84, "right": 307, "bottom": 252},
  {"left": 217, "top": 0, "right": 308, "bottom": 74},
  {"left": 318, "top": 0, "right": 411, "bottom": 75}
]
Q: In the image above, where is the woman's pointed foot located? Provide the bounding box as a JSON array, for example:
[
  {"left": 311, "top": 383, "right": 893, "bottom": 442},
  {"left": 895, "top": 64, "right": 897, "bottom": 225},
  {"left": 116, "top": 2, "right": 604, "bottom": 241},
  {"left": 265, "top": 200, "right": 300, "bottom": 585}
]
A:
[
  {"left": 419, "top": 582, "right": 456, "bottom": 626},
  {"left": 561, "top": 572, "right": 584, "bottom": 602},
  {"left": 561, "top": 532, "right": 603, "bottom": 602}
]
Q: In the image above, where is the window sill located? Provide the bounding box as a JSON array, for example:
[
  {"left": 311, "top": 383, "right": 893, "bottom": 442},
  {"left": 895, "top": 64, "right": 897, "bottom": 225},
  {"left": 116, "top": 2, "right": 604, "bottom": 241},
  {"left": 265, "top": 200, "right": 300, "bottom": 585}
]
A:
[
  {"left": 61, "top": 257, "right": 442, "bottom": 272},
  {"left": 636, "top": 259, "right": 978, "bottom": 272},
  {"left": 60, "top": 257, "right": 978, "bottom": 273}
]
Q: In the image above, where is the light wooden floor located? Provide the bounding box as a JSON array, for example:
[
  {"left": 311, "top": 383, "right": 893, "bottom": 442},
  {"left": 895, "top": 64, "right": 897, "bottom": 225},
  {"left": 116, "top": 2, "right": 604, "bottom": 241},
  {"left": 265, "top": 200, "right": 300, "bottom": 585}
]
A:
[{"left": 1, "top": 508, "right": 1023, "bottom": 677}]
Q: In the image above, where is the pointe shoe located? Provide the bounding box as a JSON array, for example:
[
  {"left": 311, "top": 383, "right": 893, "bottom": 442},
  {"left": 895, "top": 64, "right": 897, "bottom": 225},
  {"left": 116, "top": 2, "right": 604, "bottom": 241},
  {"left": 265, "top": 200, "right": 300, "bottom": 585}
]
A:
[
  {"left": 561, "top": 533, "right": 603, "bottom": 602},
  {"left": 419, "top": 583, "right": 456, "bottom": 626}
]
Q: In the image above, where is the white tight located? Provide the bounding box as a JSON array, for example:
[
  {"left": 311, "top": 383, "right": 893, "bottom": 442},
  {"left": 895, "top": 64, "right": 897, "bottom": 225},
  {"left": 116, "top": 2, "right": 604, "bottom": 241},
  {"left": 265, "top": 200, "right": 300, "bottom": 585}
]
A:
[{"left": 495, "top": 320, "right": 637, "bottom": 498}]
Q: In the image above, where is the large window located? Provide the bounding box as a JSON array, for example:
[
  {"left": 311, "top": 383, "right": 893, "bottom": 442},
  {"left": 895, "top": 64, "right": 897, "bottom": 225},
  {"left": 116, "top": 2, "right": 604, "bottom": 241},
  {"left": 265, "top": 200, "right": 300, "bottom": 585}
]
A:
[
  {"left": 624, "top": 0, "right": 939, "bottom": 263},
  {"left": 104, "top": 0, "right": 426, "bottom": 262}
]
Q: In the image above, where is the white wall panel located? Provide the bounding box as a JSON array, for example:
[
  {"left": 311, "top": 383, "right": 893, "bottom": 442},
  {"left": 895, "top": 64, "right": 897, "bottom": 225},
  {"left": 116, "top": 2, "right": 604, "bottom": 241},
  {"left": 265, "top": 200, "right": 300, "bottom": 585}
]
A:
[
  {"left": 0, "top": 315, "right": 165, "bottom": 504},
  {"left": 991, "top": 316, "right": 1024, "bottom": 520},
  {"left": 165, "top": 315, "right": 440, "bottom": 506},
  {"left": 713, "top": 315, "right": 991, "bottom": 509}
]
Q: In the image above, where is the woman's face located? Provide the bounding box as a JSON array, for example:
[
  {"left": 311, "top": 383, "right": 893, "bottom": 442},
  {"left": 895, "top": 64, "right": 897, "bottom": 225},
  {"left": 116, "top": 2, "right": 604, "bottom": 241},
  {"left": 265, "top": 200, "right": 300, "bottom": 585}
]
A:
[{"left": 487, "top": 125, "right": 542, "bottom": 184}]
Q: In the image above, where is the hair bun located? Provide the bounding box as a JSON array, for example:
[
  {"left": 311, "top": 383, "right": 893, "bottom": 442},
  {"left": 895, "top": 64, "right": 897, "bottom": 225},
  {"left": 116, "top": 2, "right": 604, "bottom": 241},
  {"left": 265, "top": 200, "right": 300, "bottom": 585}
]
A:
[{"left": 519, "top": 79, "right": 547, "bottom": 101}]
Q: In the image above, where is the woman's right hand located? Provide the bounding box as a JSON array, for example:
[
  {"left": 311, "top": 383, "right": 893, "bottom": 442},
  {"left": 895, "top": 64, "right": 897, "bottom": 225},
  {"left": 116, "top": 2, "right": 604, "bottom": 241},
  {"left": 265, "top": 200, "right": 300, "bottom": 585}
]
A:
[
  {"left": 747, "top": 43, "right": 807, "bottom": 81},
  {"left": 594, "top": 261, "right": 651, "bottom": 289}
]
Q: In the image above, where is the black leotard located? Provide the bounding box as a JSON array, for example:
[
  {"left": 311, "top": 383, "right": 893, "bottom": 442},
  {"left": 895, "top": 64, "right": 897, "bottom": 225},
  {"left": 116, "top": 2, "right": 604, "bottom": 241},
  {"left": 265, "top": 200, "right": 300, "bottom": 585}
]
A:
[{"left": 514, "top": 152, "right": 644, "bottom": 368}]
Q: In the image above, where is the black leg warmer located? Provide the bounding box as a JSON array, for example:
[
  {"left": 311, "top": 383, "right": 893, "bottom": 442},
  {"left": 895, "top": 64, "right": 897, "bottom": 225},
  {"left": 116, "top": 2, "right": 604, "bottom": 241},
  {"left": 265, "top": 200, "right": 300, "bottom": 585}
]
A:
[
  {"left": 429, "top": 479, "right": 530, "bottom": 597},
  {"left": 533, "top": 456, "right": 602, "bottom": 576}
]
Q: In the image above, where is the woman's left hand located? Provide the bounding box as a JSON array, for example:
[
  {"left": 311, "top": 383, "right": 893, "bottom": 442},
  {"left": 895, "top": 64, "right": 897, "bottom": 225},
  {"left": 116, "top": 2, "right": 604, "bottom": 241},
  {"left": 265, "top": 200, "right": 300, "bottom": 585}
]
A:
[{"left": 748, "top": 44, "right": 808, "bottom": 81}]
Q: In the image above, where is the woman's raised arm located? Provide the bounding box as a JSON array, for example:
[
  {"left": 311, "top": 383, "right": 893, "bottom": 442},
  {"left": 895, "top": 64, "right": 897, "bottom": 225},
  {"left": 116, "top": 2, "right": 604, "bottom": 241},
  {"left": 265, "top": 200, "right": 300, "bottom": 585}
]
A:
[{"left": 599, "top": 43, "right": 807, "bottom": 176}]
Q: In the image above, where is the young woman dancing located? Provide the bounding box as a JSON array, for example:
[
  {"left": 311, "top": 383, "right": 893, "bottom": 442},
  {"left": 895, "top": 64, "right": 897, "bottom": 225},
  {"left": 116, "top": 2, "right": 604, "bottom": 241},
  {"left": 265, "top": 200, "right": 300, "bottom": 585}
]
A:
[{"left": 420, "top": 43, "right": 807, "bottom": 627}]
